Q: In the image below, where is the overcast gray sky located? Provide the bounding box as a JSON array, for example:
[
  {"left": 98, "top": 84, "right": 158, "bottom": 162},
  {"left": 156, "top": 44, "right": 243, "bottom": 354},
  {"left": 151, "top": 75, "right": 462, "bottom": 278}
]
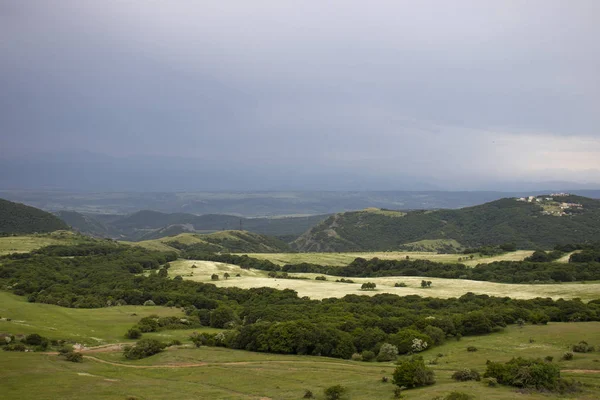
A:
[{"left": 1, "top": 0, "right": 599, "bottom": 189}]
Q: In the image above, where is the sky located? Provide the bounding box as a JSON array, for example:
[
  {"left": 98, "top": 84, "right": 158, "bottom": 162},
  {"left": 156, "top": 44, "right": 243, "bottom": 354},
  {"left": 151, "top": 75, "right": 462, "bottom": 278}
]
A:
[{"left": 1, "top": 1, "right": 599, "bottom": 190}]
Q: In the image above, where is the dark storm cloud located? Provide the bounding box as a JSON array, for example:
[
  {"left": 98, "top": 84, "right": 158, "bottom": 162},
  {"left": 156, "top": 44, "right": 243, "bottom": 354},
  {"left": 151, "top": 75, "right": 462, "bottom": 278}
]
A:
[{"left": 1, "top": 0, "right": 599, "bottom": 188}]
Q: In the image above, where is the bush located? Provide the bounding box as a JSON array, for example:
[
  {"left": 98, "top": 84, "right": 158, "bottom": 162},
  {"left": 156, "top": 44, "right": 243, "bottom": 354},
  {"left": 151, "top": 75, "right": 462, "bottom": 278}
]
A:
[
  {"left": 24, "top": 333, "right": 45, "bottom": 346},
  {"left": 451, "top": 368, "right": 481, "bottom": 382},
  {"left": 315, "top": 276, "right": 327, "bottom": 281},
  {"left": 351, "top": 353, "right": 363, "bottom": 361},
  {"left": 394, "top": 282, "right": 407, "bottom": 287},
  {"left": 303, "top": 389, "right": 314, "bottom": 398},
  {"left": 143, "top": 300, "right": 155, "bottom": 306},
  {"left": 562, "top": 352, "right": 574, "bottom": 360},
  {"left": 3, "top": 343, "right": 26, "bottom": 352},
  {"left": 361, "top": 350, "right": 376, "bottom": 362},
  {"left": 63, "top": 351, "right": 83, "bottom": 362},
  {"left": 545, "top": 356, "right": 554, "bottom": 362},
  {"left": 324, "top": 384, "right": 347, "bottom": 400},
  {"left": 466, "top": 346, "right": 477, "bottom": 352},
  {"left": 381, "top": 376, "right": 389, "bottom": 383},
  {"left": 58, "top": 345, "right": 74, "bottom": 354},
  {"left": 392, "top": 355, "right": 435, "bottom": 389},
  {"left": 123, "top": 339, "right": 167, "bottom": 360},
  {"left": 484, "top": 357, "right": 561, "bottom": 390},
  {"left": 361, "top": 282, "right": 376, "bottom": 290},
  {"left": 376, "top": 343, "right": 398, "bottom": 362},
  {"left": 125, "top": 328, "right": 142, "bottom": 339},
  {"left": 572, "top": 341, "right": 595, "bottom": 353}
]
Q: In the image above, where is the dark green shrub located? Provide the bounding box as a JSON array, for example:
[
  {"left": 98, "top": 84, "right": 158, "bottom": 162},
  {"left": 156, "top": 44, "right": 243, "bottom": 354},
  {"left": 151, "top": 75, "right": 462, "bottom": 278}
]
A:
[
  {"left": 545, "top": 356, "right": 553, "bottom": 362},
  {"left": 361, "top": 350, "right": 375, "bottom": 362},
  {"left": 303, "top": 389, "right": 314, "bottom": 398},
  {"left": 484, "top": 357, "right": 561, "bottom": 390},
  {"left": 63, "top": 351, "right": 83, "bottom": 362},
  {"left": 58, "top": 345, "right": 74, "bottom": 354},
  {"left": 324, "top": 384, "right": 347, "bottom": 400},
  {"left": 572, "top": 341, "right": 595, "bottom": 353},
  {"left": 392, "top": 355, "right": 435, "bottom": 389},
  {"left": 3, "top": 343, "right": 26, "bottom": 352},
  {"left": 466, "top": 346, "right": 477, "bottom": 352},
  {"left": 123, "top": 339, "right": 167, "bottom": 360},
  {"left": 562, "top": 352, "right": 574, "bottom": 360},
  {"left": 451, "top": 368, "right": 481, "bottom": 381},
  {"left": 125, "top": 328, "right": 142, "bottom": 339}
]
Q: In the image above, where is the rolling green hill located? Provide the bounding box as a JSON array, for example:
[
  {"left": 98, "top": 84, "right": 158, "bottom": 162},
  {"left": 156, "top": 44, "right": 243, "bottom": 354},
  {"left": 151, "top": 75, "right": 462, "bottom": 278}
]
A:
[
  {"left": 54, "top": 210, "right": 111, "bottom": 237},
  {"left": 132, "top": 230, "right": 292, "bottom": 253},
  {"left": 292, "top": 195, "right": 600, "bottom": 252},
  {"left": 57, "top": 209, "right": 328, "bottom": 241},
  {"left": 0, "top": 198, "right": 69, "bottom": 234}
]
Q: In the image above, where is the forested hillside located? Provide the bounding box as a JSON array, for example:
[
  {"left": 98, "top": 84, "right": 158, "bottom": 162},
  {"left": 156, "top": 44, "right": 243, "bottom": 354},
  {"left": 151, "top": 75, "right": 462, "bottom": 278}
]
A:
[
  {"left": 0, "top": 198, "right": 68, "bottom": 234},
  {"left": 293, "top": 195, "right": 600, "bottom": 251},
  {"left": 134, "top": 231, "right": 292, "bottom": 253},
  {"left": 57, "top": 210, "right": 328, "bottom": 241}
]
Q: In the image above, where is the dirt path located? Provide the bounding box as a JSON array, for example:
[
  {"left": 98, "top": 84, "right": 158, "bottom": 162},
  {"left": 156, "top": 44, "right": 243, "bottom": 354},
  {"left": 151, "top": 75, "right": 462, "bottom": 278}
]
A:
[
  {"left": 84, "top": 355, "right": 207, "bottom": 368},
  {"left": 83, "top": 355, "right": 371, "bottom": 370}
]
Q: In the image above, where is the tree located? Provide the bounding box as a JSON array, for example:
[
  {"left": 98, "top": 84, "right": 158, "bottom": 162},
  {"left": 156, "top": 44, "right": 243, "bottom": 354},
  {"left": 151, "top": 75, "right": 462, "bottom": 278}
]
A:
[
  {"left": 211, "top": 274, "right": 219, "bottom": 281},
  {"left": 209, "top": 306, "right": 237, "bottom": 328},
  {"left": 361, "top": 282, "right": 376, "bottom": 290},
  {"left": 392, "top": 355, "right": 435, "bottom": 389},
  {"left": 224, "top": 272, "right": 230, "bottom": 279}
]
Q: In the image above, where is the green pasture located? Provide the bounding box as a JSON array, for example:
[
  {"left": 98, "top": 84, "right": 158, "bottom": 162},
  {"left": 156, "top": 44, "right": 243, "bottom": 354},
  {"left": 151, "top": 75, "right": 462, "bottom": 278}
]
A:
[
  {"left": 0, "top": 292, "right": 219, "bottom": 346},
  {"left": 0, "top": 231, "right": 86, "bottom": 255},
  {"left": 1, "top": 323, "right": 599, "bottom": 399}
]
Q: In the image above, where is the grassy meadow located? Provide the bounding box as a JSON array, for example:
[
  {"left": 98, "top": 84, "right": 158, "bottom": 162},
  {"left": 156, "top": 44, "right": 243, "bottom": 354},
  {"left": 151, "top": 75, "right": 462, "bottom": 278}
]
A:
[
  {"left": 0, "top": 231, "right": 86, "bottom": 255},
  {"left": 169, "top": 259, "right": 600, "bottom": 301},
  {"left": 240, "top": 250, "right": 536, "bottom": 267},
  {"left": 0, "top": 292, "right": 219, "bottom": 346},
  {"left": 1, "top": 318, "right": 599, "bottom": 400}
]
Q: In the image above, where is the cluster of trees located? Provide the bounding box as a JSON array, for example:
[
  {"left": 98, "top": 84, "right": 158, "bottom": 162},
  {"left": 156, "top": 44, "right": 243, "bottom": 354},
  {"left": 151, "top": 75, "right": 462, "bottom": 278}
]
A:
[
  {"left": 2, "top": 242, "right": 600, "bottom": 361},
  {"left": 483, "top": 357, "right": 579, "bottom": 393}
]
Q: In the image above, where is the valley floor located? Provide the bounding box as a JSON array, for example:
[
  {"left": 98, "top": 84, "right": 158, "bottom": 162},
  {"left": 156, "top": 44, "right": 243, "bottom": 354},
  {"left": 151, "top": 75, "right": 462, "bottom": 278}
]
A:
[
  {"left": 2, "top": 315, "right": 599, "bottom": 399},
  {"left": 169, "top": 260, "right": 600, "bottom": 301}
]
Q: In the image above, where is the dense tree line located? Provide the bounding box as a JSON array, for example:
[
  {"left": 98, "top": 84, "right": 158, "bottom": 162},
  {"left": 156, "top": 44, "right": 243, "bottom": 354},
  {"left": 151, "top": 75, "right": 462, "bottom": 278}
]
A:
[{"left": 2, "top": 242, "right": 600, "bottom": 360}]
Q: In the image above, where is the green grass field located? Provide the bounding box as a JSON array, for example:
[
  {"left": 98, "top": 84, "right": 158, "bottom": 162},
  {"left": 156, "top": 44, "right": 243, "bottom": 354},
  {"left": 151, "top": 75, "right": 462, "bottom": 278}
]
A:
[
  {"left": 1, "top": 316, "right": 599, "bottom": 400},
  {"left": 169, "top": 260, "right": 600, "bottom": 301},
  {"left": 0, "top": 231, "right": 86, "bottom": 255},
  {"left": 0, "top": 292, "right": 219, "bottom": 346},
  {"left": 240, "top": 250, "right": 535, "bottom": 267}
]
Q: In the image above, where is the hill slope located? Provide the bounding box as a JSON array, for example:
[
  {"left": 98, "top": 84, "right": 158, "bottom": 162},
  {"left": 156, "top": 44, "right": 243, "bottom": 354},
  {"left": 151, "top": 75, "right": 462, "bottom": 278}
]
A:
[
  {"left": 58, "top": 210, "right": 328, "bottom": 241},
  {"left": 55, "top": 210, "right": 111, "bottom": 237},
  {"left": 0, "top": 198, "right": 69, "bottom": 234},
  {"left": 133, "top": 230, "right": 292, "bottom": 253},
  {"left": 292, "top": 195, "right": 600, "bottom": 252}
]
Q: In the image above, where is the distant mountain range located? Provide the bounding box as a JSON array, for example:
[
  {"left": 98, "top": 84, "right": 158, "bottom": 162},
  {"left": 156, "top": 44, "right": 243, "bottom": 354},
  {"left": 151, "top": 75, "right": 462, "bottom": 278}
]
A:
[
  {"left": 55, "top": 209, "right": 328, "bottom": 242},
  {"left": 292, "top": 195, "right": 600, "bottom": 251},
  {"left": 0, "top": 198, "right": 68, "bottom": 234},
  {"left": 3, "top": 189, "right": 600, "bottom": 217}
]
